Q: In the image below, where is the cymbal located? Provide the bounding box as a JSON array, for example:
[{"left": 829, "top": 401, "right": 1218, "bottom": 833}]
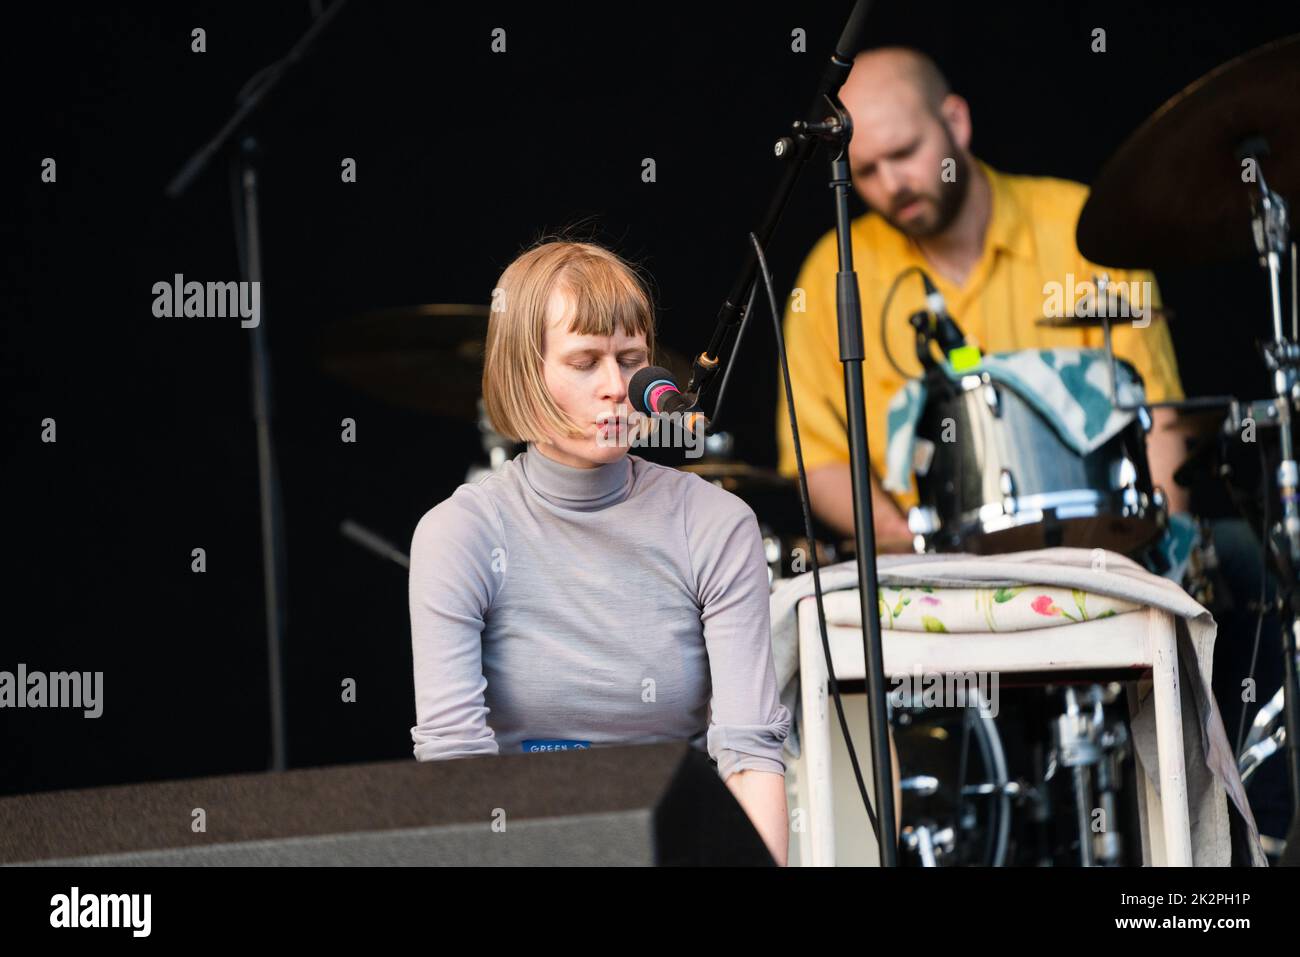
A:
[
  {"left": 1034, "top": 307, "right": 1173, "bottom": 329},
  {"left": 315, "top": 302, "right": 694, "bottom": 421},
  {"left": 679, "top": 461, "right": 792, "bottom": 486},
  {"left": 1077, "top": 34, "right": 1300, "bottom": 269},
  {"left": 315, "top": 304, "right": 490, "bottom": 421}
]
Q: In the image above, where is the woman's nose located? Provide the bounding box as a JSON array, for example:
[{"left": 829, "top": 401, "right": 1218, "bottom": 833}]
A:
[{"left": 600, "top": 358, "right": 626, "bottom": 400}]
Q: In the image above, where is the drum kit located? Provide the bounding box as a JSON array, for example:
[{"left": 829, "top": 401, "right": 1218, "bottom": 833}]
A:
[
  {"left": 319, "top": 36, "right": 1299, "bottom": 864},
  {"left": 899, "top": 34, "right": 1300, "bottom": 865}
]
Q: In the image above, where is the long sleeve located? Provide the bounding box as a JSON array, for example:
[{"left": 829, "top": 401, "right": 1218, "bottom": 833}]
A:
[
  {"left": 408, "top": 485, "right": 505, "bottom": 761},
  {"left": 685, "top": 479, "right": 792, "bottom": 780}
]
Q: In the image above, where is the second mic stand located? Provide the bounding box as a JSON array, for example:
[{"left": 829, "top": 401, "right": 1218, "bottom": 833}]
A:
[{"left": 792, "top": 94, "right": 899, "bottom": 863}]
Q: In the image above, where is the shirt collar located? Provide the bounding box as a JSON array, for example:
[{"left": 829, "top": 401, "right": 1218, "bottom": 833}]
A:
[
  {"left": 977, "top": 158, "right": 1036, "bottom": 263},
  {"left": 521, "top": 443, "right": 634, "bottom": 511}
]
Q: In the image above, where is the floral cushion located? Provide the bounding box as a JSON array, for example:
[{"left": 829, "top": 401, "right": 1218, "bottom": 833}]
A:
[{"left": 874, "top": 585, "right": 1140, "bottom": 633}]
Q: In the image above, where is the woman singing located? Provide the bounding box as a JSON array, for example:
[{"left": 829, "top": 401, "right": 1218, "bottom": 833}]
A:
[{"left": 408, "top": 240, "right": 792, "bottom": 864}]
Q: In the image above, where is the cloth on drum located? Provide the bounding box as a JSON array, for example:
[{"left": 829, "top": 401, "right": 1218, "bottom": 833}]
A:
[
  {"left": 883, "top": 348, "right": 1146, "bottom": 495},
  {"left": 768, "top": 547, "right": 1268, "bottom": 866}
]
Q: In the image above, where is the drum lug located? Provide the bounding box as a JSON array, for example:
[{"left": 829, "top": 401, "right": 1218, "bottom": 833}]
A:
[
  {"left": 1136, "top": 405, "right": 1153, "bottom": 432},
  {"left": 908, "top": 505, "right": 940, "bottom": 536},
  {"left": 999, "top": 469, "right": 1017, "bottom": 514},
  {"left": 982, "top": 378, "right": 1001, "bottom": 417},
  {"left": 1113, "top": 456, "right": 1138, "bottom": 490},
  {"left": 1114, "top": 457, "right": 1143, "bottom": 517},
  {"left": 1151, "top": 486, "right": 1168, "bottom": 528}
]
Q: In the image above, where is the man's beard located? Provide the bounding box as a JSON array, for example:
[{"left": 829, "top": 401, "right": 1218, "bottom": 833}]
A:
[{"left": 882, "top": 146, "right": 971, "bottom": 240}]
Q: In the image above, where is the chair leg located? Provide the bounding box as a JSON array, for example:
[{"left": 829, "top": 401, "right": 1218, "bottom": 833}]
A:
[
  {"left": 1142, "top": 767, "right": 1169, "bottom": 866},
  {"left": 798, "top": 606, "right": 836, "bottom": 866},
  {"left": 1125, "top": 680, "right": 1158, "bottom": 865},
  {"left": 1149, "top": 610, "right": 1194, "bottom": 866}
]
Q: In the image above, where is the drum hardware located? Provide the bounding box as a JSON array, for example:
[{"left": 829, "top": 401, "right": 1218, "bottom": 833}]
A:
[
  {"left": 892, "top": 691, "right": 1012, "bottom": 866},
  {"left": 900, "top": 824, "right": 955, "bottom": 867},
  {"left": 465, "top": 397, "right": 523, "bottom": 484},
  {"left": 962, "top": 780, "right": 1024, "bottom": 798},
  {"left": 1053, "top": 33, "right": 1300, "bottom": 852},
  {"left": 907, "top": 373, "right": 1165, "bottom": 556},
  {"left": 339, "top": 518, "right": 411, "bottom": 570},
  {"left": 1238, "top": 121, "right": 1300, "bottom": 857},
  {"left": 983, "top": 379, "right": 1000, "bottom": 414},
  {"left": 1182, "top": 517, "right": 1219, "bottom": 609},
  {"left": 1222, "top": 396, "right": 1297, "bottom": 434},
  {"left": 1048, "top": 684, "right": 1130, "bottom": 866},
  {"left": 702, "top": 430, "right": 736, "bottom": 460},
  {"left": 1034, "top": 307, "right": 1174, "bottom": 329},
  {"left": 1239, "top": 685, "right": 1287, "bottom": 786},
  {"left": 895, "top": 685, "right": 1138, "bottom": 867},
  {"left": 900, "top": 773, "right": 940, "bottom": 796}
]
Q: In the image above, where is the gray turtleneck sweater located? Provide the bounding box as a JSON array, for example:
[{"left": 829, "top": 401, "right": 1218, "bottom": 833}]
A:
[{"left": 408, "top": 444, "right": 791, "bottom": 780}]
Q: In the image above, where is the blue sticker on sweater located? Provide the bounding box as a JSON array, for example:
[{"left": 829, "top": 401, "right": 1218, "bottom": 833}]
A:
[{"left": 522, "top": 739, "right": 590, "bottom": 752}]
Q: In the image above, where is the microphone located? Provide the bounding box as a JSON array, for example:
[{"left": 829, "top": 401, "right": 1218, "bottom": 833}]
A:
[
  {"left": 627, "top": 366, "right": 710, "bottom": 435},
  {"left": 918, "top": 271, "right": 980, "bottom": 369}
]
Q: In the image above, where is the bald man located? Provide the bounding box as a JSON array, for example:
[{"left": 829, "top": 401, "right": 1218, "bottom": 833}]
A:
[{"left": 775, "top": 47, "right": 1188, "bottom": 548}]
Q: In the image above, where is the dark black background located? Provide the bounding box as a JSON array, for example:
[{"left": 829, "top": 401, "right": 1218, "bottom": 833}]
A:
[{"left": 6, "top": 1, "right": 1300, "bottom": 795}]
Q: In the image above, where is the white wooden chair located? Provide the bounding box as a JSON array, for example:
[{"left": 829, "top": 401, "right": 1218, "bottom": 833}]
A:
[{"left": 794, "top": 592, "right": 1193, "bottom": 866}]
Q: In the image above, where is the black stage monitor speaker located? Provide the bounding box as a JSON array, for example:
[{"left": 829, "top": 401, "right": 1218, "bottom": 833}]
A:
[{"left": 0, "top": 742, "right": 774, "bottom": 866}]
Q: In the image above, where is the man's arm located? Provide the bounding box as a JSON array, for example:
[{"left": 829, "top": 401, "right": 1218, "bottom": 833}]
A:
[
  {"left": 1146, "top": 406, "right": 1191, "bottom": 514},
  {"left": 805, "top": 462, "right": 914, "bottom": 550}
]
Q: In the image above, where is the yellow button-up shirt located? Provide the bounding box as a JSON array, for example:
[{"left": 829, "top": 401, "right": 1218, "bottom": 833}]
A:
[{"left": 775, "top": 159, "right": 1184, "bottom": 511}]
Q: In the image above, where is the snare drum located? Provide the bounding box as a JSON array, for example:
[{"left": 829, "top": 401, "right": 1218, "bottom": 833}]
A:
[{"left": 908, "top": 372, "right": 1165, "bottom": 555}]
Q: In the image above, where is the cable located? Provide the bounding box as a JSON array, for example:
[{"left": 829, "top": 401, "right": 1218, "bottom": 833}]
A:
[
  {"left": 880, "top": 265, "right": 927, "bottom": 378},
  {"left": 751, "top": 231, "right": 880, "bottom": 839}
]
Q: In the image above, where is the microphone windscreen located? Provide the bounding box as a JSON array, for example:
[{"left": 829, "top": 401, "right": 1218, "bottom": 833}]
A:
[{"left": 627, "top": 366, "right": 680, "bottom": 415}]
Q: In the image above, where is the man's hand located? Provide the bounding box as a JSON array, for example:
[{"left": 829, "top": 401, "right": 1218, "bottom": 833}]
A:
[{"left": 804, "top": 462, "right": 913, "bottom": 549}]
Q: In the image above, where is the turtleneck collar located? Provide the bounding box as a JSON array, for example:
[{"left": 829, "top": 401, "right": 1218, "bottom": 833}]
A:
[{"left": 520, "top": 443, "right": 634, "bottom": 511}]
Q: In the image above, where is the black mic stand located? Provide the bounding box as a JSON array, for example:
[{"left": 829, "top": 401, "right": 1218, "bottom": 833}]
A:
[
  {"left": 795, "top": 97, "right": 898, "bottom": 865},
  {"left": 164, "top": 0, "right": 351, "bottom": 772},
  {"left": 688, "top": 0, "right": 898, "bottom": 864}
]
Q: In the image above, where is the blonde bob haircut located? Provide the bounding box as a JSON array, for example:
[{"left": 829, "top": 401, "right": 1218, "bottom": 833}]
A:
[{"left": 482, "top": 240, "right": 657, "bottom": 443}]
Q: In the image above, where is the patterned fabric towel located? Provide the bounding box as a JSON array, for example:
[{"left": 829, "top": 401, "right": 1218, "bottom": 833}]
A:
[{"left": 872, "top": 584, "right": 1139, "bottom": 632}]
